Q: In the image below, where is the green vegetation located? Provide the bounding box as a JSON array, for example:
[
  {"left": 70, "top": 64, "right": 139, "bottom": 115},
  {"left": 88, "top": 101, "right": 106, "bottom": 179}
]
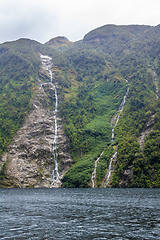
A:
[
  {"left": 0, "top": 162, "right": 7, "bottom": 181},
  {"left": 60, "top": 25, "right": 160, "bottom": 187},
  {"left": 0, "top": 38, "right": 58, "bottom": 186},
  {"left": 0, "top": 25, "right": 160, "bottom": 187},
  {"left": 0, "top": 39, "right": 41, "bottom": 157}
]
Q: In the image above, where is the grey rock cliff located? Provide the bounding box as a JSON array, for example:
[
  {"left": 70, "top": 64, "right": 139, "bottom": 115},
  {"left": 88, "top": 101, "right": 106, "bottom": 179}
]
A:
[{"left": 1, "top": 62, "right": 72, "bottom": 188}]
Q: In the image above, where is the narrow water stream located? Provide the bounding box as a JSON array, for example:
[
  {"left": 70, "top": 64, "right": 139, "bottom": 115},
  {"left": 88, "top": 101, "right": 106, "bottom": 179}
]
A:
[
  {"left": 103, "top": 151, "right": 117, "bottom": 187},
  {"left": 153, "top": 70, "right": 159, "bottom": 99},
  {"left": 40, "top": 54, "right": 59, "bottom": 187},
  {"left": 104, "top": 86, "right": 129, "bottom": 187},
  {"left": 91, "top": 86, "right": 129, "bottom": 188},
  {"left": 91, "top": 151, "right": 104, "bottom": 188},
  {"left": 111, "top": 87, "right": 129, "bottom": 129}
]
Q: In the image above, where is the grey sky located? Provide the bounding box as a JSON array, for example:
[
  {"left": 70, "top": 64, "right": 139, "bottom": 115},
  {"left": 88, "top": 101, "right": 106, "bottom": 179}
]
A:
[{"left": 0, "top": 0, "right": 160, "bottom": 44}]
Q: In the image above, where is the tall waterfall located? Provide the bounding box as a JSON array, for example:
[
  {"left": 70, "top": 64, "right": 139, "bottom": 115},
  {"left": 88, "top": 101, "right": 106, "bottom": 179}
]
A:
[
  {"left": 40, "top": 54, "right": 59, "bottom": 187},
  {"left": 153, "top": 70, "right": 159, "bottom": 99},
  {"left": 104, "top": 86, "right": 129, "bottom": 187}
]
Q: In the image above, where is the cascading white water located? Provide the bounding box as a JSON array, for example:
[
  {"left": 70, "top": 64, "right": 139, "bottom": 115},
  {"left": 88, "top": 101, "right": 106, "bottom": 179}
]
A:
[
  {"left": 111, "top": 128, "right": 114, "bottom": 142},
  {"left": 115, "top": 87, "right": 129, "bottom": 127},
  {"left": 92, "top": 86, "right": 130, "bottom": 188},
  {"left": 40, "top": 54, "right": 59, "bottom": 186},
  {"left": 49, "top": 67, "right": 58, "bottom": 112},
  {"left": 153, "top": 70, "right": 159, "bottom": 99},
  {"left": 104, "top": 86, "right": 129, "bottom": 187},
  {"left": 40, "top": 54, "right": 52, "bottom": 73},
  {"left": 54, "top": 87, "right": 58, "bottom": 112},
  {"left": 103, "top": 151, "right": 117, "bottom": 187},
  {"left": 91, "top": 151, "right": 104, "bottom": 188},
  {"left": 51, "top": 115, "right": 59, "bottom": 183},
  {"left": 110, "top": 87, "right": 129, "bottom": 141}
]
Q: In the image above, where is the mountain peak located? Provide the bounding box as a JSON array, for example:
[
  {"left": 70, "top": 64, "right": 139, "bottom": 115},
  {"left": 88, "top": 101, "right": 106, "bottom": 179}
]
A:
[{"left": 45, "top": 36, "right": 72, "bottom": 47}]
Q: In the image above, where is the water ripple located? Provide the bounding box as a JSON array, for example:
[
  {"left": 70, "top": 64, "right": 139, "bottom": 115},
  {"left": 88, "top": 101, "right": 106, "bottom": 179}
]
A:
[{"left": 0, "top": 188, "right": 160, "bottom": 240}]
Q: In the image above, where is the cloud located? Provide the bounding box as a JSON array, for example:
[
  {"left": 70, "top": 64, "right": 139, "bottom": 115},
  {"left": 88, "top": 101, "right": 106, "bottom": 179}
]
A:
[
  {"left": 0, "top": 0, "right": 160, "bottom": 43},
  {"left": 0, "top": 0, "right": 57, "bottom": 43}
]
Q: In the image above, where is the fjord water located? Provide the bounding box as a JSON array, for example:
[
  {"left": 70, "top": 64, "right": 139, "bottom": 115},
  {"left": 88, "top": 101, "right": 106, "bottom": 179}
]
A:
[{"left": 0, "top": 189, "right": 160, "bottom": 240}]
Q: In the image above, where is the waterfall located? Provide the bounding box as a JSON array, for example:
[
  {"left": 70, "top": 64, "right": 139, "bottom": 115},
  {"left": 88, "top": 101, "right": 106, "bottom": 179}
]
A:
[
  {"left": 49, "top": 68, "right": 58, "bottom": 110},
  {"left": 114, "top": 87, "right": 129, "bottom": 127},
  {"left": 103, "top": 151, "right": 117, "bottom": 187},
  {"left": 110, "top": 86, "right": 129, "bottom": 139},
  {"left": 153, "top": 70, "right": 159, "bottom": 99},
  {"left": 40, "top": 54, "right": 59, "bottom": 187},
  {"left": 91, "top": 151, "right": 104, "bottom": 188},
  {"left": 111, "top": 128, "right": 114, "bottom": 142},
  {"left": 104, "top": 86, "right": 129, "bottom": 187},
  {"left": 110, "top": 87, "right": 129, "bottom": 142}
]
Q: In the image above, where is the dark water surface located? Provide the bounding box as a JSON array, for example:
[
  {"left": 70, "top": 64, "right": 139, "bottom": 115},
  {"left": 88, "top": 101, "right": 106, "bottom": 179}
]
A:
[{"left": 0, "top": 188, "right": 160, "bottom": 239}]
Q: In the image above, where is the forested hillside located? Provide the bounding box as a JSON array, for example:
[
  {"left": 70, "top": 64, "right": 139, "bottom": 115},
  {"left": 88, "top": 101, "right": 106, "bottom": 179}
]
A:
[
  {"left": 0, "top": 39, "right": 42, "bottom": 156},
  {"left": 0, "top": 25, "right": 160, "bottom": 188}
]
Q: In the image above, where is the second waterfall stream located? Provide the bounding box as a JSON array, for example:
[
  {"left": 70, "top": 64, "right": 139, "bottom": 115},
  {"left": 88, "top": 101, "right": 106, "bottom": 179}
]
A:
[
  {"left": 91, "top": 86, "right": 129, "bottom": 188},
  {"left": 40, "top": 54, "right": 60, "bottom": 187},
  {"left": 104, "top": 86, "right": 129, "bottom": 187}
]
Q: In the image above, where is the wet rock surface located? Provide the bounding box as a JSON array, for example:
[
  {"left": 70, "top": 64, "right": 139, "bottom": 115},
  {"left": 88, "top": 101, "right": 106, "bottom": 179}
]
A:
[
  {"left": 119, "top": 165, "right": 133, "bottom": 187},
  {"left": 1, "top": 63, "right": 72, "bottom": 188}
]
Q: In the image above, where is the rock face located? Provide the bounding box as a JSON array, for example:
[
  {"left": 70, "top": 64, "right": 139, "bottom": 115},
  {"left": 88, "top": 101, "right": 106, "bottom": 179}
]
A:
[
  {"left": 138, "top": 115, "right": 154, "bottom": 150},
  {"left": 119, "top": 165, "right": 133, "bottom": 187},
  {"left": 1, "top": 60, "right": 73, "bottom": 188}
]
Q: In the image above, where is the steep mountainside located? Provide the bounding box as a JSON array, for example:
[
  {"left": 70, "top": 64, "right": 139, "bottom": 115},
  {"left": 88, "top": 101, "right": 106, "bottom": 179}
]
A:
[{"left": 0, "top": 24, "right": 160, "bottom": 188}]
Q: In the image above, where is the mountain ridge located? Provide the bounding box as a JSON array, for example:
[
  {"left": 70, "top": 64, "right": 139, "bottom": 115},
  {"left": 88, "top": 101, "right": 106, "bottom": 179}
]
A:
[{"left": 0, "top": 24, "right": 160, "bottom": 188}]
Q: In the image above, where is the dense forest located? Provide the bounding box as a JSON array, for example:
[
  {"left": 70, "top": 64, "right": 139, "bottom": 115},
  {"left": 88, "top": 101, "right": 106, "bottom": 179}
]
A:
[{"left": 0, "top": 25, "right": 160, "bottom": 187}]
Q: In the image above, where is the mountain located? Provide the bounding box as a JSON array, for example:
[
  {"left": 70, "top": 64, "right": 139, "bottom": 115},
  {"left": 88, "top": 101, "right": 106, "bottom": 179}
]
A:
[
  {"left": 0, "top": 24, "right": 160, "bottom": 188},
  {"left": 45, "top": 36, "right": 72, "bottom": 48}
]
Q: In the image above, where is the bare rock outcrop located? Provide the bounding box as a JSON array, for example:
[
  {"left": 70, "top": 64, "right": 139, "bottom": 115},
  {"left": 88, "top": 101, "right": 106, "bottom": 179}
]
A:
[
  {"left": 138, "top": 114, "right": 154, "bottom": 150},
  {"left": 1, "top": 65, "right": 72, "bottom": 188}
]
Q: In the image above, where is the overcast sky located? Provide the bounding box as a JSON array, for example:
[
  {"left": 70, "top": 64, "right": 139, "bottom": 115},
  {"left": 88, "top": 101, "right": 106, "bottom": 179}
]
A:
[{"left": 0, "top": 0, "right": 160, "bottom": 44}]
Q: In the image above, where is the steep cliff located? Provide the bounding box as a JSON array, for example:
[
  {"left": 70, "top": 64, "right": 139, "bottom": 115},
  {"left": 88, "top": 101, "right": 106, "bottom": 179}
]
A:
[
  {"left": 1, "top": 55, "right": 72, "bottom": 188},
  {"left": 0, "top": 25, "right": 160, "bottom": 188}
]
